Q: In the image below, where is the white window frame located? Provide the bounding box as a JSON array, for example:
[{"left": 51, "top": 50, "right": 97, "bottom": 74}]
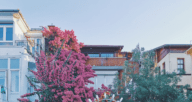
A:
[{"left": 0, "top": 25, "right": 13, "bottom": 42}]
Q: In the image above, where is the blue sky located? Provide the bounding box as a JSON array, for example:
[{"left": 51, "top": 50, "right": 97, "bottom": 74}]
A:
[{"left": 1, "top": 0, "right": 192, "bottom": 51}]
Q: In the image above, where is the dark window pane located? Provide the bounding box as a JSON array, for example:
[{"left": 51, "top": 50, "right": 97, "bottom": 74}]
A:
[
  {"left": 6, "top": 28, "right": 13, "bottom": 41},
  {"left": 0, "top": 28, "right": 3, "bottom": 40}
]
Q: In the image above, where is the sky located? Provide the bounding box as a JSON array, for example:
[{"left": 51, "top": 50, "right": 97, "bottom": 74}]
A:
[{"left": 1, "top": 0, "right": 192, "bottom": 52}]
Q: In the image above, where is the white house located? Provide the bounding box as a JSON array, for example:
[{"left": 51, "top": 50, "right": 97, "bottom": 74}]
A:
[{"left": 0, "top": 9, "right": 44, "bottom": 102}]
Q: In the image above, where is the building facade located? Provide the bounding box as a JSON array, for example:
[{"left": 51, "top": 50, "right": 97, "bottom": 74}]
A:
[
  {"left": 81, "top": 45, "right": 132, "bottom": 90},
  {"left": 0, "top": 9, "right": 44, "bottom": 102},
  {"left": 153, "top": 44, "right": 192, "bottom": 88}
]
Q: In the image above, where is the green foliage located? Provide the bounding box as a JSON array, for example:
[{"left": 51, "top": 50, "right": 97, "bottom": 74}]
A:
[{"left": 114, "top": 45, "right": 192, "bottom": 102}]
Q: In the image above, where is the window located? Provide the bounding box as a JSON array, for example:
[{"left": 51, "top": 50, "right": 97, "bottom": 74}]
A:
[
  {"left": 162, "top": 62, "right": 165, "bottom": 74},
  {"left": 0, "top": 58, "right": 20, "bottom": 93},
  {"left": 36, "top": 39, "right": 41, "bottom": 53},
  {"left": 96, "top": 76, "right": 105, "bottom": 89},
  {"left": 0, "top": 27, "right": 3, "bottom": 40},
  {"left": 158, "top": 66, "right": 161, "bottom": 74},
  {"left": 10, "top": 59, "right": 20, "bottom": 69},
  {"left": 177, "top": 58, "right": 184, "bottom": 73},
  {"left": 31, "top": 38, "right": 42, "bottom": 55},
  {"left": 101, "top": 54, "right": 114, "bottom": 57},
  {"left": 0, "top": 24, "right": 13, "bottom": 45},
  {"left": 10, "top": 58, "right": 20, "bottom": 92},
  {"left": 87, "top": 77, "right": 96, "bottom": 88},
  {"left": 88, "top": 54, "right": 99, "bottom": 57},
  {"left": 87, "top": 71, "right": 117, "bottom": 89},
  {"left": 0, "top": 72, "right": 5, "bottom": 86},
  {"left": 0, "top": 59, "right": 8, "bottom": 69},
  {"left": 11, "top": 71, "right": 19, "bottom": 92},
  {"left": 32, "top": 46, "right": 35, "bottom": 55},
  {"left": 6, "top": 28, "right": 13, "bottom": 41}
]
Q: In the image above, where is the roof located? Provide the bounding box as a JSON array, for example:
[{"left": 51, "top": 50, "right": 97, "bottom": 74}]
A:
[
  {"left": 84, "top": 45, "right": 124, "bottom": 48},
  {"left": 0, "top": 9, "right": 30, "bottom": 31},
  {"left": 185, "top": 46, "right": 192, "bottom": 55},
  {"left": 0, "top": 9, "right": 19, "bottom": 12},
  {"left": 81, "top": 45, "right": 124, "bottom": 53},
  {"left": 150, "top": 44, "right": 191, "bottom": 51}
]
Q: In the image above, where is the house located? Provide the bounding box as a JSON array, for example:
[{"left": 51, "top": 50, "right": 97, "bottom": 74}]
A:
[
  {"left": 0, "top": 9, "right": 44, "bottom": 102},
  {"left": 152, "top": 44, "right": 192, "bottom": 88},
  {"left": 81, "top": 45, "right": 132, "bottom": 89}
]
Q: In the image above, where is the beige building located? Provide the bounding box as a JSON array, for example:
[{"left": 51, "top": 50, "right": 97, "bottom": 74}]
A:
[{"left": 152, "top": 44, "right": 192, "bottom": 88}]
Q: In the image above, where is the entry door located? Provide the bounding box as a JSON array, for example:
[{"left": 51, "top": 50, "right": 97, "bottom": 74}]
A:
[{"left": 0, "top": 71, "right": 7, "bottom": 101}]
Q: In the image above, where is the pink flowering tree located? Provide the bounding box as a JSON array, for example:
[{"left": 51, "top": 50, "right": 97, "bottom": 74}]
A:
[
  {"left": 18, "top": 49, "right": 97, "bottom": 102},
  {"left": 18, "top": 27, "right": 97, "bottom": 102},
  {"left": 42, "top": 26, "right": 84, "bottom": 55}
]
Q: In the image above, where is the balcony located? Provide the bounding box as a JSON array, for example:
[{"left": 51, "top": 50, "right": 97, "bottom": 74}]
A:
[{"left": 86, "top": 57, "right": 126, "bottom": 66}]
